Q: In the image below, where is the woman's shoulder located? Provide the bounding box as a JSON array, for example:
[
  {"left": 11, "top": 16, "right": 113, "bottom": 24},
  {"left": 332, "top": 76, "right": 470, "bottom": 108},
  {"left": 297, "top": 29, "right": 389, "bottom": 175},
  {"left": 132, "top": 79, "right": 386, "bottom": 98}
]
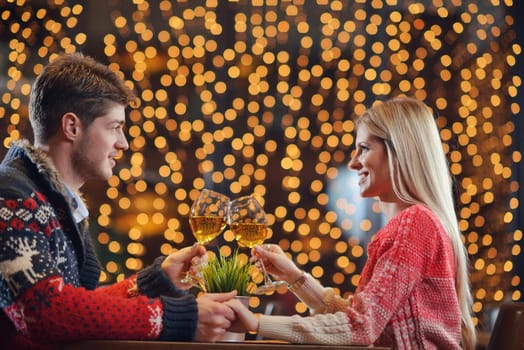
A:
[
  {"left": 386, "top": 204, "right": 447, "bottom": 241},
  {"left": 397, "top": 204, "right": 439, "bottom": 224}
]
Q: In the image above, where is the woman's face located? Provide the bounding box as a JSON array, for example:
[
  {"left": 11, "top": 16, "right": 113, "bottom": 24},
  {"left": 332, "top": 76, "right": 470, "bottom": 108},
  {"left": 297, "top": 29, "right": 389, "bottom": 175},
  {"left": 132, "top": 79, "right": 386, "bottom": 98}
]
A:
[{"left": 349, "top": 123, "right": 397, "bottom": 202}]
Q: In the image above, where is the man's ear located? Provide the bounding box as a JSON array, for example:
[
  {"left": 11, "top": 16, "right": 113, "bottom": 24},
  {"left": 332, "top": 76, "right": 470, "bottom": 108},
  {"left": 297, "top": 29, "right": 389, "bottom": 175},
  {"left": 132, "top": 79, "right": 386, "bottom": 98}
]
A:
[{"left": 62, "top": 112, "right": 82, "bottom": 141}]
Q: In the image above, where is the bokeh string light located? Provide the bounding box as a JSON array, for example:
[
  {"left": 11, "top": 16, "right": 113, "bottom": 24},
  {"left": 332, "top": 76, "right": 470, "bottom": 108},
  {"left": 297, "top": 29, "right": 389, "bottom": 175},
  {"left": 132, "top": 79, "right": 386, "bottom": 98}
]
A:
[{"left": 0, "top": 0, "right": 521, "bottom": 331}]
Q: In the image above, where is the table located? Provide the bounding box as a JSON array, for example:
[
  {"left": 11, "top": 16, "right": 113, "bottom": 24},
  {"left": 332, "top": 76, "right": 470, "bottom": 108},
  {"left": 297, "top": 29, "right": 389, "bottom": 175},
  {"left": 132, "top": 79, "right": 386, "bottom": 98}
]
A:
[{"left": 61, "top": 340, "right": 390, "bottom": 350}]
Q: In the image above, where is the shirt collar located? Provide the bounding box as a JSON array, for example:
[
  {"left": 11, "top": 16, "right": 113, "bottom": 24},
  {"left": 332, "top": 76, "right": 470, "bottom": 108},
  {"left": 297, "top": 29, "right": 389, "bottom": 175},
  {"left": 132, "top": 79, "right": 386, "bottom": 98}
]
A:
[{"left": 63, "top": 184, "right": 89, "bottom": 223}]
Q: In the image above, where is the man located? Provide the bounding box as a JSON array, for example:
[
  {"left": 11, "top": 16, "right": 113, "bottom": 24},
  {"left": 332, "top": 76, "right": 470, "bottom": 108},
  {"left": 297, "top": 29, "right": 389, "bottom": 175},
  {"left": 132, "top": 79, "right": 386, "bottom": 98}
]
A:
[{"left": 0, "top": 53, "right": 236, "bottom": 349}]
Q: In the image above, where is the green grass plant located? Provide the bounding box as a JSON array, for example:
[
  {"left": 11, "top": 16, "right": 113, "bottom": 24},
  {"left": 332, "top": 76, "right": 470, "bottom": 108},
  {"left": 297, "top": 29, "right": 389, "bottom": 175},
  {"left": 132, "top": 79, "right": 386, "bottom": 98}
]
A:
[{"left": 200, "top": 249, "right": 255, "bottom": 296}]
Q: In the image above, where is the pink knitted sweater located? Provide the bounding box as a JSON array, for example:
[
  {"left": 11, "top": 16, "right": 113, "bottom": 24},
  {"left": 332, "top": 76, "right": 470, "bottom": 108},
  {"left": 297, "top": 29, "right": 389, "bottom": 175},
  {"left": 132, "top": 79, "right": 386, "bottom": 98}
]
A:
[{"left": 258, "top": 204, "right": 462, "bottom": 349}]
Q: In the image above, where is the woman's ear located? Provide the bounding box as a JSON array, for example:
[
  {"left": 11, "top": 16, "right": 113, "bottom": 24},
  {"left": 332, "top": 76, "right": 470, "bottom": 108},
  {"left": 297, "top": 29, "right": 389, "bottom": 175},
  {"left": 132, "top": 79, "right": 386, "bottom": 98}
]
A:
[{"left": 62, "top": 112, "right": 82, "bottom": 141}]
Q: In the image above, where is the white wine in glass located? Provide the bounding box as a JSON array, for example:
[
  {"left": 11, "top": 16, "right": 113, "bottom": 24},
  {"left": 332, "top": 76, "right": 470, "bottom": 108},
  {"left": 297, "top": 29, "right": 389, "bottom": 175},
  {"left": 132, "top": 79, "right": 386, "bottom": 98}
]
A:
[
  {"left": 182, "top": 189, "right": 230, "bottom": 287},
  {"left": 230, "top": 222, "right": 268, "bottom": 249},
  {"left": 228, "top": 194, "right": 286, "bottom": 294},
  {"left": 189, "top": 215, "right": 227, "bottom": 245}
]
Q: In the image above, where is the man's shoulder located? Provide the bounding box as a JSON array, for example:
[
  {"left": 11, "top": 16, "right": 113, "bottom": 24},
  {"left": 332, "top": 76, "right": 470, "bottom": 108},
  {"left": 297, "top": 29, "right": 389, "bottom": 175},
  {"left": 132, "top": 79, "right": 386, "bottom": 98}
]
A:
[
  {"left": 0, "top": 166, "right": 29, "bottom": 183},
  {"left": 0, "top": 160, "right": 38, "bottom": 198},
  {"left": 0, "top": 186, "right": 38, "bottom": 207}
]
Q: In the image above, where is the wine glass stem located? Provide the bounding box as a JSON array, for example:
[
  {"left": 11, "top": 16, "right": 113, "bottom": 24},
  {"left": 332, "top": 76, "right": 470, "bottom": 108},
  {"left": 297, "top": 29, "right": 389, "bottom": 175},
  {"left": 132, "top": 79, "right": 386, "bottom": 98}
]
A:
[{"left": 258, "top": 254, "right": 273, "bottom": 284}]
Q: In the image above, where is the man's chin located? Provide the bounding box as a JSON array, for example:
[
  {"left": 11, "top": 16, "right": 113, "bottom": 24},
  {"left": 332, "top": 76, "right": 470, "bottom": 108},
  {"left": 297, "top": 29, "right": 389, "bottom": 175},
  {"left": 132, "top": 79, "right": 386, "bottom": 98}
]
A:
[{"left": 85, "top": 171, "right": 113, "bottom": 182}]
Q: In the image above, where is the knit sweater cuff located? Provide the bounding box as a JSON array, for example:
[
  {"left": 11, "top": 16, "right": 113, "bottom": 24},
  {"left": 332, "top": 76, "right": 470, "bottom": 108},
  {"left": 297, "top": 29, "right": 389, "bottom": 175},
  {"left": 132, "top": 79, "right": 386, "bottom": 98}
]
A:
[
  {"left": 258, "top": 315, "right": 296, "bottom": 343},
  {"left": 159, "top": 294, "right": 198, "bottom": 341},
  {"left": 290, "top": 273, "right": 326, "bottom": 311},
  {"left": 79, "top": 239, "right": 102, "bottom": 290},
  {"left": 137, "top": 256, "right": 186, "bottom": 298}
]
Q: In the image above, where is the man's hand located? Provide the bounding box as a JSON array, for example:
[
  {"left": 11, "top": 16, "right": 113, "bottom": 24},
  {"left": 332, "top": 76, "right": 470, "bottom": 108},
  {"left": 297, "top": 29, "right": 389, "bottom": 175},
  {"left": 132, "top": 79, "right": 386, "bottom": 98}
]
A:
[
  {"left": 161, "top": 244, "right": 207, "bottom": 290},
  {"left": 195, "top": 291, "right": 237, "bottom": 342}
]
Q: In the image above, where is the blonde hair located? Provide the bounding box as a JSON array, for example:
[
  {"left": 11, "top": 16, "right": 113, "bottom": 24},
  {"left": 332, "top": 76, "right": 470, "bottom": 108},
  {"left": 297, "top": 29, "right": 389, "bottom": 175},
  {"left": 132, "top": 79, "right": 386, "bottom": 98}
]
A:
[{"left": 356, "top": 97, "right": 476, "bottom": 350}]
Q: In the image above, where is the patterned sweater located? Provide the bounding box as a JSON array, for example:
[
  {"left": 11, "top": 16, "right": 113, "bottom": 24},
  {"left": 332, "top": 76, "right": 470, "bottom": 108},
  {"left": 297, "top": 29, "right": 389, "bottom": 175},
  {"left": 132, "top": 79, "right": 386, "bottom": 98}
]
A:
[
  {"left": 0, "top": 141, "right": 198, "bottom": 349},
  {"left": 258, "top": 204, "right": 462, "bottom": 349}
]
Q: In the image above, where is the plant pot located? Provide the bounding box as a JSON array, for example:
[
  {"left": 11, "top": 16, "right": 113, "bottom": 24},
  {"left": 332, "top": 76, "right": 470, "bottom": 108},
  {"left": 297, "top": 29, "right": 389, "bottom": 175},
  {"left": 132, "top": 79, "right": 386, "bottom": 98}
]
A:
[{"left": 218, "top": 295, "right": 250, "bottom": 342}]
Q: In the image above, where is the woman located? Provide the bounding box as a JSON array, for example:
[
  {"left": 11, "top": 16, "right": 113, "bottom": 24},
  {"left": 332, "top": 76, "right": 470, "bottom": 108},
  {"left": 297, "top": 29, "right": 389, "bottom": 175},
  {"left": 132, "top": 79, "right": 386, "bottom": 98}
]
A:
[{"left": 227, "top": 97, "right": 476, "bottom": 349}]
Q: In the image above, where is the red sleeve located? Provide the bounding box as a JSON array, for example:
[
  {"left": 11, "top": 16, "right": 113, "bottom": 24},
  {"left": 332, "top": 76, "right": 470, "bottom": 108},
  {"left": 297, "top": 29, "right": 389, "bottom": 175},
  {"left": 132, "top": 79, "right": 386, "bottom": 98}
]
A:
[
  {"left": 93, "top": 275, "right": 140, "bottom": 298},
  {"left": 5, "top": 275, "right": 163, "bottom": 344}
]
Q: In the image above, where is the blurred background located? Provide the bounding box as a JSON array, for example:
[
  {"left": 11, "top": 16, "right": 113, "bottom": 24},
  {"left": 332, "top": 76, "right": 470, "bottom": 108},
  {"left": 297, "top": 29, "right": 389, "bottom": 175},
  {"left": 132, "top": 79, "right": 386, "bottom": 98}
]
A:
[{"left": 0, "top": 0, "right": 522, "bottom": 337}]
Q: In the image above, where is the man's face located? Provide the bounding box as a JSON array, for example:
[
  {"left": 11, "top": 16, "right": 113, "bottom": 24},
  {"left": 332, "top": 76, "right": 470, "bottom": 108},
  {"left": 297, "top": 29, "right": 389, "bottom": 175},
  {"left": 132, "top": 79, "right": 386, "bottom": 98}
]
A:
[{"left": 71, "top": 103, "right": 128, "bottom": 182}]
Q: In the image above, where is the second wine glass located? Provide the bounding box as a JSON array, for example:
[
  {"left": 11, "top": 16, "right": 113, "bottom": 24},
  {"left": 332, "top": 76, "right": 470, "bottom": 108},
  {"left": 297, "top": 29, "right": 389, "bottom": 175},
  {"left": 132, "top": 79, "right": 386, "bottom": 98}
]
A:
[
  {"left": 228, "top": 194, "right": 286, "bottom": 294},
  {"left": 183, "top": 189, "right": 230, "bottom": 288}
]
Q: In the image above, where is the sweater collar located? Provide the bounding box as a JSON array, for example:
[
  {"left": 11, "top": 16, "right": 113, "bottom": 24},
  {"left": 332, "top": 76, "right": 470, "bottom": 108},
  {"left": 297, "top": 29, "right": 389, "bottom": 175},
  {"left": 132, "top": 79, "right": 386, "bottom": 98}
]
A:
[{"left": 5, "top": 139, "right": 85, "bottom": 212}]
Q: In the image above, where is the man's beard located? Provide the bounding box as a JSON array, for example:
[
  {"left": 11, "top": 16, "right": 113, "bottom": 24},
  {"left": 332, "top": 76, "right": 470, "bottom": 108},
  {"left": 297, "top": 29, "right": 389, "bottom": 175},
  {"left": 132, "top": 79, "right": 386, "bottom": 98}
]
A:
[{"left": 71, "top": 136, "right": 105, "bottom": 182}]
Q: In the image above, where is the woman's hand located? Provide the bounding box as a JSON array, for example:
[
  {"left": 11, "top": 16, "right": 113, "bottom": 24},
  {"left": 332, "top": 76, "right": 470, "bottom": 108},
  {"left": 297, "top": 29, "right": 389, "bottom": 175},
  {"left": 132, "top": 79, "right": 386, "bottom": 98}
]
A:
[
  {"left": 252, "top": 244, "right": 303, "bottom": 284},
  {"left": 225, "top": 298, "right": 259, "bottom": 333}
]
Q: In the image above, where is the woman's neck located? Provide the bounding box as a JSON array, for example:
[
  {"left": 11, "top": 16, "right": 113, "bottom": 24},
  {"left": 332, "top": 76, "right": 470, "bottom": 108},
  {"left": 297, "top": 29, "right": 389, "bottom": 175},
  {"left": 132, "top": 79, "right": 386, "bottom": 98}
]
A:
[{"left": 379, "top": 201, "right": 412, "bottom": 221}]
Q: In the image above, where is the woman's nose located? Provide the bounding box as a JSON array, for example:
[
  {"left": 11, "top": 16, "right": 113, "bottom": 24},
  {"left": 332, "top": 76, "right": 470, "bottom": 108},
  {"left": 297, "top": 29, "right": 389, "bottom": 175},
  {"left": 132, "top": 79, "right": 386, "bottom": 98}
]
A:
[{"left": 348, "top": 155, "right": 360, "bottom": 170}]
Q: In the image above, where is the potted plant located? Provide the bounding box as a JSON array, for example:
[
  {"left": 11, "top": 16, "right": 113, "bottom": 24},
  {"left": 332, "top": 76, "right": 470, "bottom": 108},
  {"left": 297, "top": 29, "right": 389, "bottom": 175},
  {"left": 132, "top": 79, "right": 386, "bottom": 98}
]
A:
[
  {"left": 199, "top": 249, "right": 256, "bottom": 342},
  {"left": 200, "top": 249, "right": 256, "bottom": 296}
]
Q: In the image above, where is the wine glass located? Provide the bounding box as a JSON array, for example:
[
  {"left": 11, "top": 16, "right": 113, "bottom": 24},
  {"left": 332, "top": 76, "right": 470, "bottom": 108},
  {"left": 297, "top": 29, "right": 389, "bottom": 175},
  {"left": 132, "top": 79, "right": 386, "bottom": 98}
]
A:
[
  {"left": 228, "top": 194, "right": 286, "bottom": 294},
  {"left": 183, "top": 189, "right": 230, "bottom": 288}
]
